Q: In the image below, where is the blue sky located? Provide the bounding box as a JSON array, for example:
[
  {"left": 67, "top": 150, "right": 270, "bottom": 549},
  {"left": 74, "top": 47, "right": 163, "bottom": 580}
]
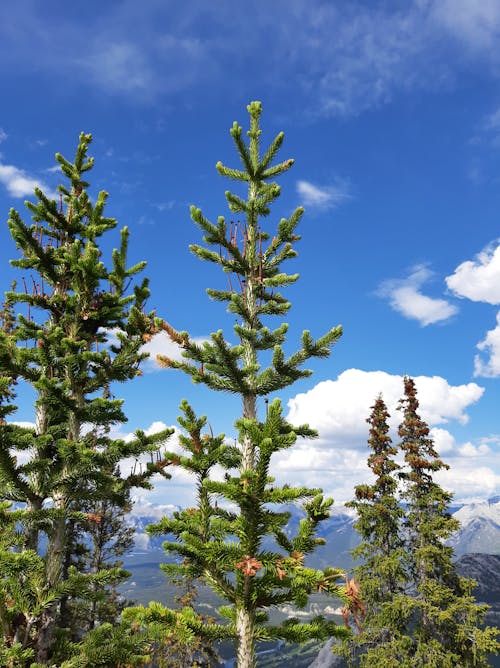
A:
[{"left": 1, "top": 0, "right": 499, "bottom": 506}]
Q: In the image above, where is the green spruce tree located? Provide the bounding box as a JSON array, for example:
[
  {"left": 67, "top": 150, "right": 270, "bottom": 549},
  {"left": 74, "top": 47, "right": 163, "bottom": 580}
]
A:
[
  {"left": 148, "top": 102, "right": 348, "bottom": 667},
  {"left": 396, "top": 376, "right": 498, "bottom": 666},
  {"left": 0, "top": 295, "right": 53, "bottom": 666},
  {"left": 61, "top": 478, "right": 136, "bottom": 640},
  {"left": 0, "top": 133, "right": 172, "bottom": 664},
  {"left": 337, "top": 395, "right": 407, "bottom": 666}
]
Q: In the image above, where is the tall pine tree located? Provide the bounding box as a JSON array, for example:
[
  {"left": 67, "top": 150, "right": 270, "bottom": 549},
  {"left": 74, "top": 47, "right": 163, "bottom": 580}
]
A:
[
  {"left": 147, "top": 102, "right": 348, "bottom": 667},
  {"left": 0, "top": 133, "right": 172, "bottom": 664},
  {"left": 339, "top": 380, "right": 499, "bottom": 666},
  {"left": 61, "top": 478, "right": 135, "bottom": 641},
  {"left": 337, "top": 395, "right": 407, "bottom": 666},
  {"left": 396, "top": 376, "right": 498, "bottom": 666}
]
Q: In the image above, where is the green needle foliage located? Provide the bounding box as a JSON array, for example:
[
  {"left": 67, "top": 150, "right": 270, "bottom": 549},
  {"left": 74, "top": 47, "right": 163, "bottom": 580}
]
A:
[
  {"left": 0, "top": 133, "right": 173, "bottom": 664},
  {"left": 61, "top": 484, "right": 136, "bottom": 641},
  {"left": 337, "top": 396, "right": 407, "bottom": 665},
  {"left": 396, "top": 376, "right": 498, "bottom": 666},
  {"left": 342, "top": 379, "right": 499, "bottom": 666},
  {"left": 153, "top": 102, "right": 347, "bottom": 667}
]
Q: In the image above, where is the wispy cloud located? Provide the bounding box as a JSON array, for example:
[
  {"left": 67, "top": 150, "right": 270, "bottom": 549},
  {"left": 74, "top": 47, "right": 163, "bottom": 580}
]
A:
[
  {"left": 377, "top": 265, "right": 458, "bottom": 326},
  {"left": 77, "top": 42, "right": 156, "bottom": 95},
  {"left": 296, "top": 179, "right": 350, "bottom": 210},
  {"left": 72, "top": 33, "right": 209, "bottom": 99},
  {"left": 2, "top": 1, "right": 500, "bottom": 115},
  {"left": 150, "top": 200, "right": 176, "bottom": 212},
  {"left": 429, "top": 0, "right": 500, "bottom": 53},
  {"left": 446, "top": 240, "right": 500, "bottom": 305},
  {"left": 0, "top": 162, "right": 57, "bottom": 199},
  {"left": 483, "top": 107, "right": 500, "bottom": 132},
  {"left": 0, "top": 128, "right": 7, "bottom": 144}
]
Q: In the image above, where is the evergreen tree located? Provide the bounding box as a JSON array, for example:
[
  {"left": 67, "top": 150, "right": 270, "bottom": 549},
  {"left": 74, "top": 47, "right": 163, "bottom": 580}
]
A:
[
  {"left": 150, "top": 102, "right": 348, "bottom": 667},
  {"left": 339, "top": 381, "right": 499, "bottom": 667},
  {"left": 337, "top": 396, "right": 406, "bottom": 665},
  {"left": 0, "top": 297, "right": 55, "bottom": 666},
  {"left": 395, "top": 376, "right": 498, "bottom": 666},
  {"left": 62, "top": 479, "right": 135, "bottom": 641},
  {"left": 0, "top": 133, "right": 173, "bottom": 664}
]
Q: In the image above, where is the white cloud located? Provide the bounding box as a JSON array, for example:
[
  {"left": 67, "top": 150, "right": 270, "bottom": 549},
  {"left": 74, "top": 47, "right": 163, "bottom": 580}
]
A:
[
  {"left": 129, "top": 495, "right": 180, "bottom": 520},
  {"left": 0, "top": 128, "right": 7, "bottom": 144},
  {"left": 0, "top": 162, "right": 57, "bottom": 199},
  {"left": 378, "top": 265, "right": 458, "bottom": 326},
  {"left": 117, "top": 420, "right": 232, "bottom": 507},
  {"left": 474, "top": 310, "right": 500, "bottom": 377},
  {"left": 141, "top": 331, "right": 208, "bottom": 371},
  {"left": 45, "top": 165, "right": 61, "bottom": 174},
  {"left": 99, "top": 328, "right": 209, "bottom": 374},
  {"left": 285, "top": 369, "right": 483, "bottom": 445},
  {"left": 11, "top": 420, "right": 36, "bottom": 429},
  {"left": 436, "top": 464, "right": 500, "bottom": 501},
  {"left": 458, "top": 441, "right": 490, "bottom": 457},
  {"left": 446, "top": 241, "right": 500, "bottom": 305},
  {"left": 428, "top": 0, "right": 500, "bottom": 53},
  {"left": 266, "top": 369, "right": 490, "bottom": 502},
  {"left": 78, "top": 42, "right": 155, "bottom": 94},
  {"left": 296, "top": 179, "right": 350, "bottom": 210},
  {"left": 430, "top": 427, "right": 456, "bottom": 454}
]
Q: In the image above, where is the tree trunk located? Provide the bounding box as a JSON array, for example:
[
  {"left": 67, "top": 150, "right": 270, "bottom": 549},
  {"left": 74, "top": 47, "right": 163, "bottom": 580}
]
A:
[
  {"left": 236, "top": 607, "right": 256, "bottom": 668},
  {"left": 36, "top": 497, "right": 66, "bottom": 663}
]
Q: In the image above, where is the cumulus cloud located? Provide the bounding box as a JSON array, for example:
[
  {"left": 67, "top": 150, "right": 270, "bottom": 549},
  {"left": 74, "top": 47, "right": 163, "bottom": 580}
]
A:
[
  {"left": 11, "top": 421, "right": 36, "bottom": 429},
  {"left": 458, "top": 441, "right": 491, "bottom": 457},
  {"left": 430, "top": 427, "right": 456, "bottom": 454},
  {"left": 117, "top": 420, "right": 232, "bottom": 507},
  {"left": 285, "top": 369, "right": 483, "bottom": 446},
  {"left": 296, "top": 179, "right": 350, "bottom": 210},
  {"left": 267, "top": 369, "right": 491, "bottom": 502},
  {"left": 446, "top": 241, "right": 500, "bottom": 304},
  {"left": 141, "top": 331, "right": 208, "bottom": 372},
  {"left": 474, "top": 310, "right": 500, "bottom": 377},
  {"left": 0, "top": 162, "right": 57, "bottom": 199},
  {"left": 377, "top": 265, "right": 458, "bottom": 326},
  {"left": 100, "top": 328, "right": 209, "bottom": 373},
  {"left": 129, "top": 496, "right": 180, "bottom": 520},
  {"left": 436, "top": 464, "right": 500, "bottom": 501}
]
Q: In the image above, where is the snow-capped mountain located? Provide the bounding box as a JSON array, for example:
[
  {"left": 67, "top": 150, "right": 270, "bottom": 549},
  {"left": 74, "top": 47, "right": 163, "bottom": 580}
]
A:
[
  {"left": 126, "top": 498, "right": 181, "bottom": 552},
  {"left": 124, "top": 496, "right": 500, "bottom": 563},
  {"left": 447, "top": 496, "right": 500, "bottom": 557},
  {"left": 124, "top": 501, "right": 359, "bottom": 568}
]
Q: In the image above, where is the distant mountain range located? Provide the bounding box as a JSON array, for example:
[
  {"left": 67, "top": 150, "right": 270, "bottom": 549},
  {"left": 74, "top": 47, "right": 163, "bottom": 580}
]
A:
[
  {"left": 124, "top": 495, "right": 500, "bottom": 570},
  {"left": 122, "top": 497, "right": 500, "bottom": 668},
  {"left": 449, "top": 496, "right": 500, "bottom": 556}
]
